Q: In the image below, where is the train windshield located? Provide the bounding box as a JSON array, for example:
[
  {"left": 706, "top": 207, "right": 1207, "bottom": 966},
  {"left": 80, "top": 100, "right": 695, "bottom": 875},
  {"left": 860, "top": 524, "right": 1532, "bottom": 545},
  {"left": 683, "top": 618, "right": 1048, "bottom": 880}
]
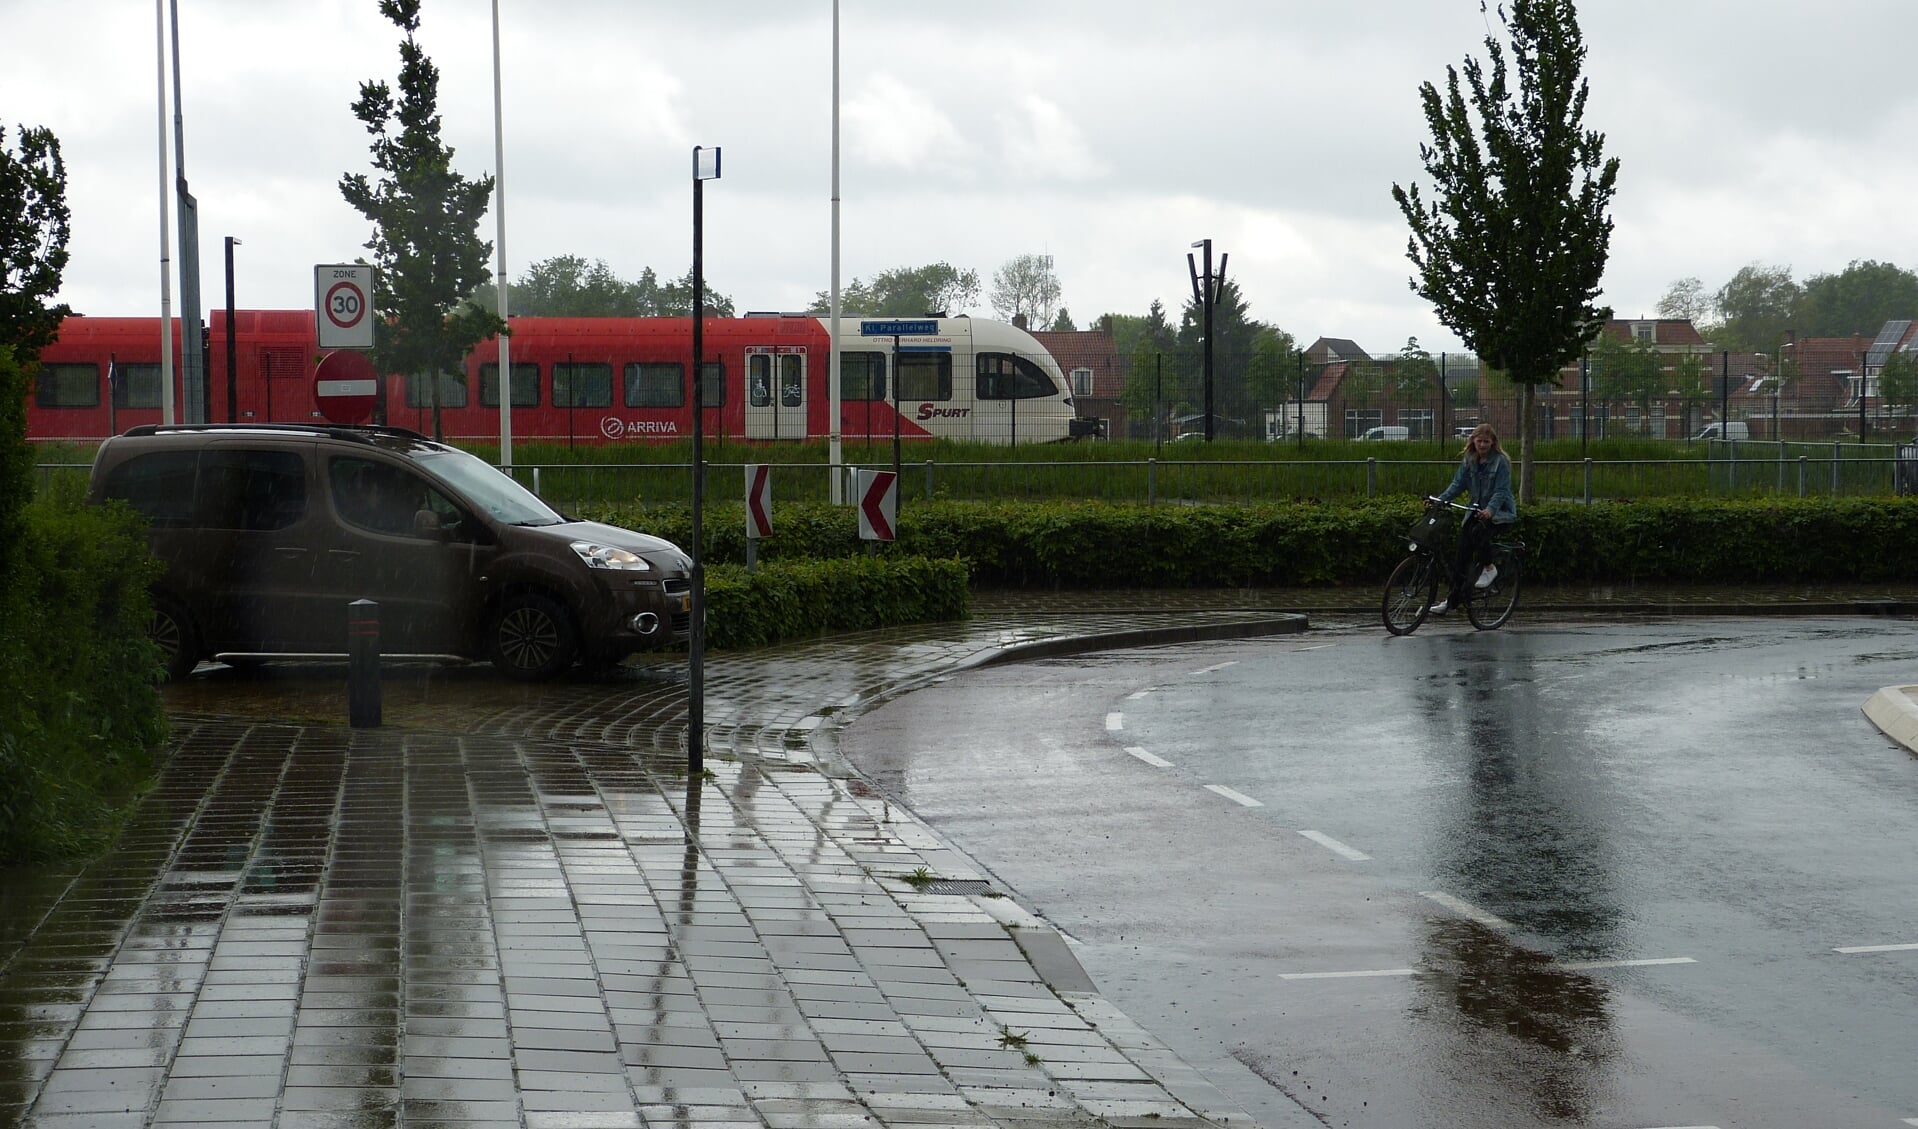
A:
[
  {"left": 411, "top": 446, "right": 564, "bottom": 526},
  {"left": 976, "top": 353, "right": 1058, "bottom": 400}
]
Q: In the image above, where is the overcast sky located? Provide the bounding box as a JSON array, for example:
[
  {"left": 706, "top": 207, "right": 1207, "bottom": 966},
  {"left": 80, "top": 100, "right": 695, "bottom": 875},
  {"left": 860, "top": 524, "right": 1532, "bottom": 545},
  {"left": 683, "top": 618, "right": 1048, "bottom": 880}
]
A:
[{"left": 7, "top": 0, "right": 1917, "bottom": 357}]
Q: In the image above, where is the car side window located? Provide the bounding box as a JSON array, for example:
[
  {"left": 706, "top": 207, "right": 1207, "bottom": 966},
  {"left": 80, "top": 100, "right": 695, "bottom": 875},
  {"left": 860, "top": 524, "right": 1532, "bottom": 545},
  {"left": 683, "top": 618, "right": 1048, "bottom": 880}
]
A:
[
  {"left": 195, "top": 449, "right": 307, "bottom": 531},
  {"left": 101, "top": 451, "right": 200, "bottom": 528},
  {"left": 329, "top": 456, "right": 460, "bottom": 539}
]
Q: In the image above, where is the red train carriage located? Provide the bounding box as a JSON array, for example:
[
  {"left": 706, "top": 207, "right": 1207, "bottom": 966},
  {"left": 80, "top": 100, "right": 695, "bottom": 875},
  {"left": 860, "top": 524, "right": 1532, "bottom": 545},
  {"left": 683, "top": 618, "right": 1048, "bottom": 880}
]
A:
[{"left": 28, "top": 312, "right": 1088, "bottom": 446}]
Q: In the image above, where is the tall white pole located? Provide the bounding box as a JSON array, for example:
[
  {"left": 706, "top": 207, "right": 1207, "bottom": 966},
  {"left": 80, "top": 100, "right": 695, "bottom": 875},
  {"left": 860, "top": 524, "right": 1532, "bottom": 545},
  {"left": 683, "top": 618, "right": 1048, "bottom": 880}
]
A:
[
  {"left": 155, "top": 0, "right": 175, "bottom": 425},
  {"left": 828, "top": 0, "right": 844, "bottom": 503},
  {"left": 492, "top": 0, "right": 513, "bottom": 469}
]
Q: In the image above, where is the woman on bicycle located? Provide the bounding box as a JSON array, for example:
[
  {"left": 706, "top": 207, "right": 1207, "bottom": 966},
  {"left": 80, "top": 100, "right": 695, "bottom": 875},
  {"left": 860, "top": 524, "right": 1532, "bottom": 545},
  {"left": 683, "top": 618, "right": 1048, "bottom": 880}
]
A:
[{"left": 1429, "top": 423, "right": 1517, "bottom": 615}]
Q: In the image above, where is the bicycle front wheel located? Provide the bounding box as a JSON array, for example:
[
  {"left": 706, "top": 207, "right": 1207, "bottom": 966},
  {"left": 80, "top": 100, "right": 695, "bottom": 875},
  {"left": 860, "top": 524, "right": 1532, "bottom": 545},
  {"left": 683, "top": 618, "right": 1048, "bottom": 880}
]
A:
[
  {"left": 1382, "top": 553, "right": 1436, "bottom": 636},
  {"left": 1466, "top": 551, "right": 1521, "bottom": 630}
]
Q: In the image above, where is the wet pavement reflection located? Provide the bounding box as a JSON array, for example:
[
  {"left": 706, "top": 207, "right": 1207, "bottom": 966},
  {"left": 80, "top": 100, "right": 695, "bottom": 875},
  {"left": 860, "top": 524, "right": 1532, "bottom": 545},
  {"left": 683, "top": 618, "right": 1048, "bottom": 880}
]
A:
[{"left": 2, "top": 602, "right": 1292, "bottom": 1128}]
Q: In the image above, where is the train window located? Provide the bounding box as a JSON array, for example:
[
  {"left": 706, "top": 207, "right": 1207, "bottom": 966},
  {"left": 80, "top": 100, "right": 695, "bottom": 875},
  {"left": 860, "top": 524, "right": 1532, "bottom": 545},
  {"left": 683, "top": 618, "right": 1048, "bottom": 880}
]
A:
[
  {"left": 111, "top": 363, "right": 163, "bottom": 409},
  {"left": 748, "top": 355, "right": 772, "bottom": 407},
  {"left": 405, "top": 371, "right": 469, "bottom": 408},
  {"left": 897, "top": 352, "right": 952, "bottom": 401},
  {"left": 779, "top": 355, "right": 804, "bottom": 407},
  {"left": 554, "top": 363, "right": 613, "bottom": 408},
  {"left": 625, "top": 362, "right": 684, "bottom": 408},
  {"left": 35, "top": 362, "right": 99, "bottom": 408},
  {"left": 479, "top": 362, "right": 540, "bottom": 408},
  {"left": 700, "top": 361, "right": 725, "bottom": 407},
  {"left": 976, "top": 353, "right": 1057, "bottom": 400},
  {"left": 841, "top": 352, "right": 886, "bottom": 401},
  {"left": 197, "top": 449, "right": 307, "bottom": 531},
  {"left": 101, "top": 451, "right": 198, "bottom": 528}
]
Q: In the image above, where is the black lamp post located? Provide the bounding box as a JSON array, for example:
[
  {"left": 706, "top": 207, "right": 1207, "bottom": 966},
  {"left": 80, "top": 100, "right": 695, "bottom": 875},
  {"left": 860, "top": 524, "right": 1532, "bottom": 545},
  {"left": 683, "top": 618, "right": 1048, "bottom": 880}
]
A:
[
  {"left": 1187, "top": 239, "right": 1225, "bottom": 441},
  {"left": 688, "top": 144, "right": 720, "bottom": 774},
  {"left": 224, "top": 236, "right": 239, "bottom": 422}
]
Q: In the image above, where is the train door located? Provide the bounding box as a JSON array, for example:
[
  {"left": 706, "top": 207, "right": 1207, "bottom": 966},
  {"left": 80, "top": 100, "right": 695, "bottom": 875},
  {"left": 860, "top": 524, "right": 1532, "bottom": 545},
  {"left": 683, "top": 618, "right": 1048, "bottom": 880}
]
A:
[{"left": 745, "top": 346, "right": 807, "bottom": 439}]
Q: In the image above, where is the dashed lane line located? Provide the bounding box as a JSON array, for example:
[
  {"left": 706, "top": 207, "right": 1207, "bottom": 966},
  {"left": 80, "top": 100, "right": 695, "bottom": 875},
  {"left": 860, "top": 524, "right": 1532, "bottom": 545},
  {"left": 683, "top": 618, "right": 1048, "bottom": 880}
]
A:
[
  {"left": 1419, "top": 890, "right": 1515, "bottom": 931},
  {"left": 1125, "top": 746, "right": 1173, "bottom": 768},
  {"left": 1558, "top": 957, "right": 1697, "bottom": 971},
  {"left": 1834, "top": 942, "right": 1918, "bottom": 954},
  {"left": 1124, "top": 688, "right": 1157, "bottom": 700},
  {"left": 1297, "top": 830, "right": 1371, "bottom": 861},
  {"left": 1204, "top": 784, "right": 1264, "bottom": 808},
  {"left": 1105, "top": 712, "right": 1124, "bottom": 731},
  {"left": 1190, "top": 661, "right": 1239, "bottom": 675}
]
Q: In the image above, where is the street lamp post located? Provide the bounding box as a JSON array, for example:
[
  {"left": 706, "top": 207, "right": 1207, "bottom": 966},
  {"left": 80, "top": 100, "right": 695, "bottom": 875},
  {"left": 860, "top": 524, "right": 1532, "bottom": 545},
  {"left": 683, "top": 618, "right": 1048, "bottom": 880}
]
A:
[
  {"left": 688, "top": 144, "right": 720, "bottom": 775},
  {"left": 1186, "top": 239, "right": 1226, "bottom": 441},
  {"left": 223, "top": 236, "right": 239, "bottom": 422}
]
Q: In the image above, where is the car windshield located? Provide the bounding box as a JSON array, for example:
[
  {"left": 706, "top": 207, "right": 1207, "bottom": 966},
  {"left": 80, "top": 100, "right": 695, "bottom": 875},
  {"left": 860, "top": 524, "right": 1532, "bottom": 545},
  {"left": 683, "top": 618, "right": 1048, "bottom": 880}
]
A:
[{"left": 410, "top": 446, "right": 564, "bottom": 526}]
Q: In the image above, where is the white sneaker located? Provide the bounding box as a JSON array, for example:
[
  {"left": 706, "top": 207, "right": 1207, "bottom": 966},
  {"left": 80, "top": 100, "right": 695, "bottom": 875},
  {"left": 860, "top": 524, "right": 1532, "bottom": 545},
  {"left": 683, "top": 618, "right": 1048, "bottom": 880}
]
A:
[
  {"left": 1475, "top": 564, "right": 1498, "bottom": 589},
  {"left": 1429, "top": 598, "right": 1449, "bottom": 615}
]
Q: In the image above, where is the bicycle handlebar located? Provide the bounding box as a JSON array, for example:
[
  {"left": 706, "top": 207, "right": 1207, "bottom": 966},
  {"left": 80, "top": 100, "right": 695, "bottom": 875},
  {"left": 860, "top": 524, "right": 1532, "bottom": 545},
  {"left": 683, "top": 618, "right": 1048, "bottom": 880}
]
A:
[{"left": 1425, "top": 496, "right": 1486, "bottom": 515}]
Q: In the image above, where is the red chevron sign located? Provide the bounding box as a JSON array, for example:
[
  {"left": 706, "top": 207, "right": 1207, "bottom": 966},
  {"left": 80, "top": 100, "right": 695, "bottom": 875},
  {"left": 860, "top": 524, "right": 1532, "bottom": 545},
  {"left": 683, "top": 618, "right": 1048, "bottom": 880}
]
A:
[
  {"left": 858, "top": 470, "right": 897, "bottom": 541},
  {"left": 745, "top": 464, "right": 772, "bottom": 539}
]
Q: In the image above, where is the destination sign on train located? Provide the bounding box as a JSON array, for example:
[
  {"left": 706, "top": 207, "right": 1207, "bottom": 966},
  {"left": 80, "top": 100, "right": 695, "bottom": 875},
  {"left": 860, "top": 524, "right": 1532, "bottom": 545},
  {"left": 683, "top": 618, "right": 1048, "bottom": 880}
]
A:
[{"left": 860, "top": 319, "right": 939, "bottom": 336}]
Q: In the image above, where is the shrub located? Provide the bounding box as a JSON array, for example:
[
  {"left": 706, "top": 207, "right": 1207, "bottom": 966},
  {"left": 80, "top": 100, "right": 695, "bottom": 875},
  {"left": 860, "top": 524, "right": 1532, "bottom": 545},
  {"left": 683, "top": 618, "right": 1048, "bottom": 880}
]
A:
[
  {"left": 0, "top": 489, "right": 167, "bottom": 862},
  {"left": 704, "top": 556, "right": 969, "bottom": 650}
]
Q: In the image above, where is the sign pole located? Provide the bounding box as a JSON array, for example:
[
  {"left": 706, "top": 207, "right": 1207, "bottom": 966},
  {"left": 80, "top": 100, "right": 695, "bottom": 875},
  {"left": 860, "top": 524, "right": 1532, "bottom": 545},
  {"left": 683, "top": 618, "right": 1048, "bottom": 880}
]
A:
[{"left": 688, "top": 146, "right": 720, "bottom": 776}]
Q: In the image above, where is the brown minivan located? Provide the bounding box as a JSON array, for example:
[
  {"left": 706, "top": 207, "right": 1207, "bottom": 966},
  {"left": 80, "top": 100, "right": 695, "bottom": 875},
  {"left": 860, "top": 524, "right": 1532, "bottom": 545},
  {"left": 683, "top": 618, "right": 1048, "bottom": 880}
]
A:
[{"left": 89, "top": 423, "right": 692, "bottom": 680}]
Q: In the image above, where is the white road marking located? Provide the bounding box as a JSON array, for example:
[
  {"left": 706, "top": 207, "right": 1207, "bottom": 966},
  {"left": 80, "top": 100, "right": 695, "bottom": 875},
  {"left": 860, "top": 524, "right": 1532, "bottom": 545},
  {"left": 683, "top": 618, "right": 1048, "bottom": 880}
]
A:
[
  {"left": 1125, "top": 688, "right": 1156, "bottom": 700},
  {"left": 1279, "top": 967, "right": 1417, "bottom": 980},
  {"left": 1418, "top": 890, "right": 1515, "bottom": 931},
  {"left": 1205, "top": 785, "right": 1264, "bottom": 807},
  {"left": 1834, "top": 942, "right": 1918, "bottom": 954},
  {"left": 1191, "top": 661, "right": 1239, "bottom": 675},
  {"left": 1297, "top": 830, "right": 1371, "bottom": 861},
  {"left": 1901, "top": 1119, "right": 1918, "bottom": 1126},
  {"left": 1557, "top": 957, "right": 1697, "bottom": 971},
  {"left": 1105, "top": 712, "right": 1123, "bottom": 732},
  {"left": 1125, "top": 746, "right": 1173, "bottom": 768},
  {"left": 1296, "top": 643, "right": 1335, "bottom": 651}
]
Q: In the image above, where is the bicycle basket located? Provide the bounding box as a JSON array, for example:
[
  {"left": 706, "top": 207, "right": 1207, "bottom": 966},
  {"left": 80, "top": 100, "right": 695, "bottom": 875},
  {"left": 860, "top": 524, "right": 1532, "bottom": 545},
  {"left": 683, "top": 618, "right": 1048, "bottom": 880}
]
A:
[{"left": 1405, "top": 506, "right": 1453, "bottom": 550}]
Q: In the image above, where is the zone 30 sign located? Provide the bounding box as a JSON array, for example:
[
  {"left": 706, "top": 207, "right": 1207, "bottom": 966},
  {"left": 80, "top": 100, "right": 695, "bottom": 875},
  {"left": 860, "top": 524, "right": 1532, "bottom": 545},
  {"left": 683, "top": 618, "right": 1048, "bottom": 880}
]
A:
[{"left": 315, "top": 264, "right": 376, "bottom": 349}]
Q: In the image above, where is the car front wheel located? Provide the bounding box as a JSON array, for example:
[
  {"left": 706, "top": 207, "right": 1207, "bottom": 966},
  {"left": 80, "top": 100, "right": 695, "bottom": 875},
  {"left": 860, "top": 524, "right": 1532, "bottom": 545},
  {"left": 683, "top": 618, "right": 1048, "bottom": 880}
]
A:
[
  {"left": 489, "top": 593, "right": 579, "bottom": 681},
  {"left": 150, "top": 596, "right": 201, "bottom": 682}
]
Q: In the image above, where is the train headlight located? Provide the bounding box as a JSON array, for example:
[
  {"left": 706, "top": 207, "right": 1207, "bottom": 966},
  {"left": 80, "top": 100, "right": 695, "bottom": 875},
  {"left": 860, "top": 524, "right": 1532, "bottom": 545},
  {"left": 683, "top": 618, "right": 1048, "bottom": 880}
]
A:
[{"left": 571, "top": 541, "right": 651, "bottom": 571}]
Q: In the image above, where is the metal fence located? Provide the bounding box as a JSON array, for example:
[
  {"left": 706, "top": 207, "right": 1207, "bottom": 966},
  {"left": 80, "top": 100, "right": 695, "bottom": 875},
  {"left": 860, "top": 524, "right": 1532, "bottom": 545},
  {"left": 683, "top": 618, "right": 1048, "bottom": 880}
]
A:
[{"left": 37, "top": 441, "right": 1918, "bottom": 512}]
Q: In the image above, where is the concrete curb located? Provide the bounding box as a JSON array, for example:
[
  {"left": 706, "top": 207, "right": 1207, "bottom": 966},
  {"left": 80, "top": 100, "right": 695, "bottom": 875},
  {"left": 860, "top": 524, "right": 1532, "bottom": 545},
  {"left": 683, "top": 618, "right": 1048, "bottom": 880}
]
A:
[{"left": 1863, "top": 685, "right": 1918, "bottom": 752}]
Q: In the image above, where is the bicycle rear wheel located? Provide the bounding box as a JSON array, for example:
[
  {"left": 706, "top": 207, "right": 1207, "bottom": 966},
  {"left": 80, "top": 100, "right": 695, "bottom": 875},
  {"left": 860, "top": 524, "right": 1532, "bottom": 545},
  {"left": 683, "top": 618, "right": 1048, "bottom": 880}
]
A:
[
  {"left": 1382, "top": 553, "right": 1436, "bottom": 636},
  {"left": 1466, "top": 550, "right": 1521, "bottom": 630}
]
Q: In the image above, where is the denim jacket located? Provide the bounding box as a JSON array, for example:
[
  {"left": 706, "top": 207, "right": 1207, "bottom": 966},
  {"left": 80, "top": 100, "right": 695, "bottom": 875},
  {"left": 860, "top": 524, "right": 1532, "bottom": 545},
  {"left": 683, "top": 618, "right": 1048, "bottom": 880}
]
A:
[{"left": 1438, "top": 451, "right": 1517, "bottom": 523}]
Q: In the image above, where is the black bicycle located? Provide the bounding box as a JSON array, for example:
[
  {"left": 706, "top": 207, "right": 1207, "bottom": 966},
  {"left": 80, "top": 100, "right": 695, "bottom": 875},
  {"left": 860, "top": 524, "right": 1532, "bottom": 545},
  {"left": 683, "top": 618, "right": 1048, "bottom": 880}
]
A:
[{"left": 1382, "top": 497, "right": 1525, "bottom": 636}]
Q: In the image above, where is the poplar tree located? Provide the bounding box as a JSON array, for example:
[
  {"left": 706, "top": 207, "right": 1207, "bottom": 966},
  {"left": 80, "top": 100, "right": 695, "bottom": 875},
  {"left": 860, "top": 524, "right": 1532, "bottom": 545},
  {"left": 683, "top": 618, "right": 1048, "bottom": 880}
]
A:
[
  {"left": 1, "top": 123, "right": 70, "bottom": 552},
  {"left": 341, "top": 0, "right": 504, "bottom": 439},
  {"left": 1392, "top": 0, "right": 1619, "bottom": 502}
]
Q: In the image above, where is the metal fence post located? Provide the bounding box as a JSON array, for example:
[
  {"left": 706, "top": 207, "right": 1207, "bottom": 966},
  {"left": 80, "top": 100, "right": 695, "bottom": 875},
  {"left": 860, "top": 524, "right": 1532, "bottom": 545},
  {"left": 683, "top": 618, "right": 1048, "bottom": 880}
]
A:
[
  {"left": 925, "top": 459, "right": 934, "bottom": 501},
  {"left": 1583, "top": 457, "right": 1593, "bottom": 504},
  {"left": 1799, "top": 455, "right": 1807, "bottom": 498},
  {"left": 1147, "top": 458, "right": 1157, "bottom": 507},
  {"left": 1366, "top": 457, "right": 1376, "bottom": 498},
  {"left": 1832, "top": 442, "right": 1841, "bottom": 494}
]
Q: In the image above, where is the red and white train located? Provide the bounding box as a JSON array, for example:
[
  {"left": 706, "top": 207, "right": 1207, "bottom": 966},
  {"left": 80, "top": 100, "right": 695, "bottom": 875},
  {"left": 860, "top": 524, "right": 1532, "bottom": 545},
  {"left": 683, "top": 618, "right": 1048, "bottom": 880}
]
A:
[{"left": 28, "top": 312, "right": 1094, "bottom": 445}]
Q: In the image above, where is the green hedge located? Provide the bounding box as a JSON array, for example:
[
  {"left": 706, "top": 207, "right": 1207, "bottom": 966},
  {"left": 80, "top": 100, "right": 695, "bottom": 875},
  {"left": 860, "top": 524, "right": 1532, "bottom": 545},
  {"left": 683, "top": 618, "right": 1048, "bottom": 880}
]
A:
[
  {"left": 586, "top": 496, "right": 1918, "bottom": 589},
  {"left": 0, "top": 492, "right": 167, "bottom": 862},
  {"left": 705, "top": 555, "right": 970, "bottom": 650}
]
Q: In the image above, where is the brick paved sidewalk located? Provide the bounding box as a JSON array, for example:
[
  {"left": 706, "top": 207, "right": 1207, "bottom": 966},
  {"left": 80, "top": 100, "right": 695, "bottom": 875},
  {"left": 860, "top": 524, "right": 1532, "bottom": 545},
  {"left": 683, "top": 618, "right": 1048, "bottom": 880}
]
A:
[{"left": 0, "top": 603, "right": 1306, "bottom": 1129}]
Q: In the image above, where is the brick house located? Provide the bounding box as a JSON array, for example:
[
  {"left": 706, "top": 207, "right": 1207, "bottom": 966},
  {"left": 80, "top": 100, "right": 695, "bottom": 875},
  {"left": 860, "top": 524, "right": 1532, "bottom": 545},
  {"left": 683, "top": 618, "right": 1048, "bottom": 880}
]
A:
[{"left": 1031, "top": 320, "right": 1130, "bottom": 439}]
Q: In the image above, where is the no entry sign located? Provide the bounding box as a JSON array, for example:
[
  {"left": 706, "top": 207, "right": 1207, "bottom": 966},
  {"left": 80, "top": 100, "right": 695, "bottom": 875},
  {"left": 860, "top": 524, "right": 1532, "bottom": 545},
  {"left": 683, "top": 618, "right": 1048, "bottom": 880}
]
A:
[
  {"left": 315, "top": 264, "right": 375, "bottom": 349},
  {"left": 313, "top": 349, "right": 381, "bottom": 424}
]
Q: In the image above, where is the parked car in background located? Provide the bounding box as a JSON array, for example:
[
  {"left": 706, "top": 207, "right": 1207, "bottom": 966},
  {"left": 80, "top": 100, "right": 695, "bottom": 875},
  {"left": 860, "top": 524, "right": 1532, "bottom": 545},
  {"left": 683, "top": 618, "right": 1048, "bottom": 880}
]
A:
[
  {"left": 89, "top": 424, "right": 692, "bottom": 681},
  {"left": 1358, "top": 426, "right": 1410, "bottom": 441},
  {"left": 1691, "top": 422, "right": 1751, "bottom": 441}
]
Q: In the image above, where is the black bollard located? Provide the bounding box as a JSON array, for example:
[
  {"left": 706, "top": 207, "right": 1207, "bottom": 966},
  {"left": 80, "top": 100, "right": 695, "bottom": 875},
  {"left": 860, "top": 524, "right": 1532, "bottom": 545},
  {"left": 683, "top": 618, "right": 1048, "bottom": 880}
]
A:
[{"left": 348, "top": 599, "right": 381, "bottom": 728}]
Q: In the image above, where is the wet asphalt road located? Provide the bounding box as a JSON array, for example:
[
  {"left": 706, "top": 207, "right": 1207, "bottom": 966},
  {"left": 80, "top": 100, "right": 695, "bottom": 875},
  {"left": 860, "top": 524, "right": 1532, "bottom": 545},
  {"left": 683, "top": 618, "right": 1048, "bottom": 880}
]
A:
[{"left": 835, "top": 616, "right": 1918, "bottom": 1128}]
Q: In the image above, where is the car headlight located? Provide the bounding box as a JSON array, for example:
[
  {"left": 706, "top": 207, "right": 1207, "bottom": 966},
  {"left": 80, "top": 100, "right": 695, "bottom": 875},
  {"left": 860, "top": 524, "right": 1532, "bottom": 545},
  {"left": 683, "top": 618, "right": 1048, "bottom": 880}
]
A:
[{"left": 570, "top": 541, "right": 651, "bottom": 571}]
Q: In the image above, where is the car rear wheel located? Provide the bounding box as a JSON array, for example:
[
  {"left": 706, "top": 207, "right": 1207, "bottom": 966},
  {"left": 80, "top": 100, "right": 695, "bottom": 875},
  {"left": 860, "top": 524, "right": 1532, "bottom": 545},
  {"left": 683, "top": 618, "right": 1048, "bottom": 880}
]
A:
[
  {"left": 150, "top": 596, "right": 201, "bottom": 682},
  {"left": 489, "top": 593, "right": 578, "bottom": 681}
]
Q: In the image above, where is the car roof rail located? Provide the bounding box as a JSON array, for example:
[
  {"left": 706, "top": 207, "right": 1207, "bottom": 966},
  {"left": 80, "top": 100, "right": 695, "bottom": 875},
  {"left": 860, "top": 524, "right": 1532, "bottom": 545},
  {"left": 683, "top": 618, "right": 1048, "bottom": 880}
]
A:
[{"left": 119, "top": 422, "right": 434, "bottom": 445}]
